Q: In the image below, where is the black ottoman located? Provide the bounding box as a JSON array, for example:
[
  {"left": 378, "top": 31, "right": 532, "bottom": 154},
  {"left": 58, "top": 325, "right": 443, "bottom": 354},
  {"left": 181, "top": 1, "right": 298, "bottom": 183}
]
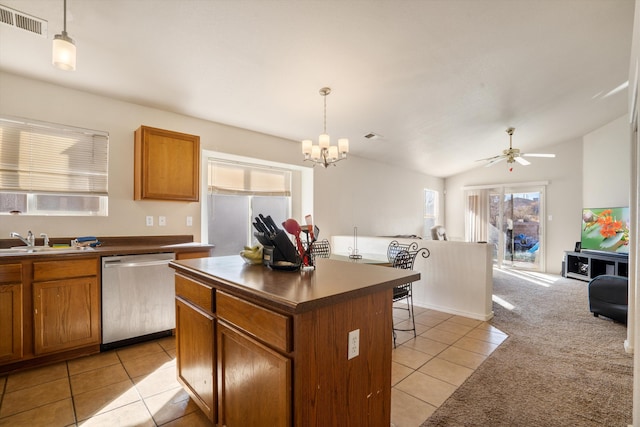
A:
[{"left": 588, "top": 275, "right": 628, "bottom": 324}]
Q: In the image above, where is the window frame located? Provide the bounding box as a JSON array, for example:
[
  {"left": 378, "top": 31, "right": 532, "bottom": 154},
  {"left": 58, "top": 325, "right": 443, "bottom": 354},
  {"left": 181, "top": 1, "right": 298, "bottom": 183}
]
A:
[
  {"left": 0, "top": 115, "right": 109, "bottom": 216},
  {"left": 423, "top": 188, "right": 439, "bottom": 237}
]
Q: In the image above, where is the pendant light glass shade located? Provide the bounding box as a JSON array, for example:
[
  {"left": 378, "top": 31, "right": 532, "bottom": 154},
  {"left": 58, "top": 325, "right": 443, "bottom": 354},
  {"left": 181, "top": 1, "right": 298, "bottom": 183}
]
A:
[
  {"left": 52, "top": 0, "right": 76, "bottom": 71},
  {"left": 52, "top": 32, "right": 76, "bottom": 70}
]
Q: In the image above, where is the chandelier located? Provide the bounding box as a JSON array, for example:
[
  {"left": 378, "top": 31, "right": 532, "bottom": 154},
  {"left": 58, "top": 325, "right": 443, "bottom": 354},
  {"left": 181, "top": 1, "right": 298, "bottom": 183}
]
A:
[{"left": 302, "top": 87, "right": 349, "bottom": 168}]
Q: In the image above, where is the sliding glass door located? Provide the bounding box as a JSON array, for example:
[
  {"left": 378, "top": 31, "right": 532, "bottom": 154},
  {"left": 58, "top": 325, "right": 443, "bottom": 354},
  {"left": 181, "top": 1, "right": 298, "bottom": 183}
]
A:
[{"left": 467, "top": 184, "right": 546, "bottom": 271}]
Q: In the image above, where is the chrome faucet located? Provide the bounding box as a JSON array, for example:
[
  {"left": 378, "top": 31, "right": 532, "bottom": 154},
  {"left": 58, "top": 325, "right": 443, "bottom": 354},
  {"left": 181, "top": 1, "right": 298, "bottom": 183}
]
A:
[
  {"left": 10, "top": 230, "right": 35, "bottom": 247},
  {"left": 40, "top": 233, "right": 50, "bottom": 247}
]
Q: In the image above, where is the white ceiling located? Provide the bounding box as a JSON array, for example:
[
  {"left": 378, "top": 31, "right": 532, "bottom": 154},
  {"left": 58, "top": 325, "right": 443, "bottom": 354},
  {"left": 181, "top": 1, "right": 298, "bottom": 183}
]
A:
[{"left": 0, "top": 0, "right": 635, "bottom": 177}]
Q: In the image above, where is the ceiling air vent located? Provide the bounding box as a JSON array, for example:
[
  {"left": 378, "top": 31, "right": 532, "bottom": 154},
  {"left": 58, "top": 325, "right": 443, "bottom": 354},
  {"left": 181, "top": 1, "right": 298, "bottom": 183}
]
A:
[
  {"left": 364, "top": 132, "right": 382, "bottom": 140},
  {"left": 0, "top": 4, "right": 47, "bottom": 38}
]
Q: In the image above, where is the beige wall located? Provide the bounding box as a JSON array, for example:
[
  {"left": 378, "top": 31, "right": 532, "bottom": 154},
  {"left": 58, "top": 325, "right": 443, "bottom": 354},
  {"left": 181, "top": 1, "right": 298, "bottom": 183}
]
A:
[
  {"left": 583, "top": 115, "right": 631, "bottom": 208},
  {"left": 313, "top": 156, "right": 444, "bottom": 239},
  {"left": 0, "top": 71, "right": 443, "bottom": 244}
]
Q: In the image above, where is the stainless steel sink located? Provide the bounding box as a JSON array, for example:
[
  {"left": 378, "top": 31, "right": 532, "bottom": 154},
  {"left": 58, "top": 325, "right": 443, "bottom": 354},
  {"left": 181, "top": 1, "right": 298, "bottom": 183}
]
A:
[{"left": 0, "top": 246, "right": 93, "bottom": 254}]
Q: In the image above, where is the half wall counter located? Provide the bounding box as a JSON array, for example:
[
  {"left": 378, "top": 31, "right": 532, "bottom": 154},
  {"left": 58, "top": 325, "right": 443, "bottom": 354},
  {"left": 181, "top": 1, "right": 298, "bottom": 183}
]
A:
[{"left": 331, "top": 235, "right": 494, "bottom": 321}]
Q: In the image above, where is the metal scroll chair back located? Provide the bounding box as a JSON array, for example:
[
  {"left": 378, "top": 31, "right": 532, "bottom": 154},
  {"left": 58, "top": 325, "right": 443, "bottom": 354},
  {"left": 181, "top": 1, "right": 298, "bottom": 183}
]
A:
[
  {"left": 387, "top": 240, "right": 420, "bottom": 264},
  {"left": 391, "top": 246, "right": 430, "bottom": 348}
]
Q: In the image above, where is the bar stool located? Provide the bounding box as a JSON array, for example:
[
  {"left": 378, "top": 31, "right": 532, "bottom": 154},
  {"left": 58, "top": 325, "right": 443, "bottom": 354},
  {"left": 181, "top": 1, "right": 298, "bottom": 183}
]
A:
[{"left": 390, "top": 246, "right": 430, "bottom": 348}]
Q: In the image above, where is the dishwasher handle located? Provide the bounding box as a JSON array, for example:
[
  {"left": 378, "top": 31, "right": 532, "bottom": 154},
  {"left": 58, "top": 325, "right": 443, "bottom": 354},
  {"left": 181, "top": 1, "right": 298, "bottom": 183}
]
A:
[{"left": 103, "top": 258, "right": 173, "bottom": 268}]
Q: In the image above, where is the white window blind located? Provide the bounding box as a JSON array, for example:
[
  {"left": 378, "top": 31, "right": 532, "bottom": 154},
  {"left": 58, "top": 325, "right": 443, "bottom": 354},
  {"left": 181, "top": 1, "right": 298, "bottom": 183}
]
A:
[
  {"left": 208, "top": 159, "right": 291, "bottom": 196},
  {"left": 0, "top": 116, "right": 109, "bottom": 195}
]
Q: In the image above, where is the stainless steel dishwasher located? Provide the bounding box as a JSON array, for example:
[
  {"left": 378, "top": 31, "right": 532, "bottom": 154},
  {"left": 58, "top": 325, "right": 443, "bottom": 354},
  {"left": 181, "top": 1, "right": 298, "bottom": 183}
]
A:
[{"left": 101, "top": 252, "right": 175, "bottom": 350}]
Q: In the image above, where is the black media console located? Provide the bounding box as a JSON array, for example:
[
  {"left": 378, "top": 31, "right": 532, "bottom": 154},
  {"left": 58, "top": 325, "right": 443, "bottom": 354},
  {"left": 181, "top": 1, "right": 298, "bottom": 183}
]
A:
[{"left": 564, "top": 251, "right": 629, "bottom": 282}]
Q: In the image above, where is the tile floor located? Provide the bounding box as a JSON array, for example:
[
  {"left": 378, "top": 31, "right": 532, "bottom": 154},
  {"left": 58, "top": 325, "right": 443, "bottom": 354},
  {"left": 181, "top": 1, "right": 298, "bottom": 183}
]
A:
[{"left": 0, "top": 307, "right": 507, "bottom": 427}]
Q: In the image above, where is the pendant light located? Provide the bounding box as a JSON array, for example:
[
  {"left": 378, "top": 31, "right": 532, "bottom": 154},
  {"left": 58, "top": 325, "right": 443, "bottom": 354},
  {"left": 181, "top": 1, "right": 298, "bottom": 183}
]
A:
[{"left": 52, "top": 0, "right": 76, "bottom": 71}]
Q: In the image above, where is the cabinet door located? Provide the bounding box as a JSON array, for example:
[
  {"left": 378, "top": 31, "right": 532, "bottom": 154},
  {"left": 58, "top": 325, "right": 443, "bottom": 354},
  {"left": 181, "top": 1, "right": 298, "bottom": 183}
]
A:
[
  {"left": 33, "top": 277, "right": 100, "bottom": 355},
  {"left": 0, "top": 283, "right": 22, "bottom": 363},
  {"left": 134, "top": 125, "right": 200, "bottom": 201},
  {"left": 217, "top": 321, "right": 291, "bottom": 427},
  {"left": 175, "top": 298, "right": 216, "bottom": 422}
]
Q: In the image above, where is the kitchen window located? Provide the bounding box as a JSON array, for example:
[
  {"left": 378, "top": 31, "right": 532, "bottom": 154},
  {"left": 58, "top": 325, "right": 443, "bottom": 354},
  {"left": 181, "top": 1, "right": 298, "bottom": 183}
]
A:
[
  {"left": 0, "top": 116, "right": 109, "bottom": 216},
  {"left": 207, "top": 158, "right": 292, "bottom": 256}
]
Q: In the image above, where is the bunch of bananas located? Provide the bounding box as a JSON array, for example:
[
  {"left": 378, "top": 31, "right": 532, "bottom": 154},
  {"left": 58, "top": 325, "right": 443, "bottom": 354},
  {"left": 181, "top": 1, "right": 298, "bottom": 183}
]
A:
[{"left": 240, "top": 245, "right": 263, "bottom": 264}]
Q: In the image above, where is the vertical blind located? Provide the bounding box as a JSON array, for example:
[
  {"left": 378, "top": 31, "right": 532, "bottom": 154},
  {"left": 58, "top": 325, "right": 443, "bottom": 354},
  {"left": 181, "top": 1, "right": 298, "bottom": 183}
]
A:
[{"left": 0, "top": 116, "right": 109, "bottom": 195}]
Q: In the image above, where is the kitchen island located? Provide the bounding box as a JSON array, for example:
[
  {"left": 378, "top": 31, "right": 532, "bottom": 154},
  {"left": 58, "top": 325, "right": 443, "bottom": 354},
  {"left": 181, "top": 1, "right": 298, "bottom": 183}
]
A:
[{"left": 170, "top": 255, "right": 420, "bottom": 427}]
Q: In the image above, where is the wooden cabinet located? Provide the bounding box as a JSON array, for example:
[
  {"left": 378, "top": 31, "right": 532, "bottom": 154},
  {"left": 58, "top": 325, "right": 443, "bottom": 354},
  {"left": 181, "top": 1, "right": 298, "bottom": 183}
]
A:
[
  {"left": 217, "top": 321, "right": 291, "bottom": 427},
  {"left": 0, "top": 263, "right": 23, "bottom": 363},
  {"left": 175, "top": 274, "right": 216, "bottom": 422},
  {"left": 0, "top": 255, "right": 101, "bottom": 375},
  {"left": 171, "top": 257, "right": 416, "bottom": 427},
  {"left": 134, "top": 125, "right": 200, "bottom": 201},
  {"left": 216, "top": 291, "right": 292, "bottom": 426},
  {"left": 32, "top": 259, "right": 100, "bottom": 355}
]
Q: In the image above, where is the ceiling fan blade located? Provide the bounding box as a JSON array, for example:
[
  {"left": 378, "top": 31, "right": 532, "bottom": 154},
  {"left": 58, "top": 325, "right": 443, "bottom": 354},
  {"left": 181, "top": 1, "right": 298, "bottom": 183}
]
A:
[
  {"left": 515, "top": 156, "right": 531, "bottom": 166},
  {"left": 522, "top": 153, "right": 556, "bottom": 158},
  {"left": 476, "top": 154, "right": 503, "bottom": 162},
  {"left": 485, "top": 156, "right": 506, "bottom": 167}
]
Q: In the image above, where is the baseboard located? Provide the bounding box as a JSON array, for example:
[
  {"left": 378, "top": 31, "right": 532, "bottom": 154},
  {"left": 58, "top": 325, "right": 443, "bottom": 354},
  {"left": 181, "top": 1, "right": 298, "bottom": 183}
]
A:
[
  {"left": 624, "top": 339, "right": 634, "bottom": 354},
  {"left": 413, "top": 301, "right": 494, "bottom": 321}
]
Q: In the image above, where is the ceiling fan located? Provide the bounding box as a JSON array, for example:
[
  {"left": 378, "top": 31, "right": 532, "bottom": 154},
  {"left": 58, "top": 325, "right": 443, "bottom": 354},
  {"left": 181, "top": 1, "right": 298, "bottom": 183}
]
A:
[{"left": 479, "top": 127, "right": 556, "bottom": 170}]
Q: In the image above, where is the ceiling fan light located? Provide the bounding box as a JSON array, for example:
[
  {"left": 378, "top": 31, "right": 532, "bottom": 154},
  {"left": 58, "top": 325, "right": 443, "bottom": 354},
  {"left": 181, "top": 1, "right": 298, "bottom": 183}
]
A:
[{"left": 52, "top": 32, "right": 76, "bottom": 70}]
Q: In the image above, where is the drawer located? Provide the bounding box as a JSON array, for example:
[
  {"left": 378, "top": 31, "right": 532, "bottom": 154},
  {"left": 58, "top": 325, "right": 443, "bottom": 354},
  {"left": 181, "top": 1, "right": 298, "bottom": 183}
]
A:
[
  {"left": 175, "top": 274, "right": 214, "bottom": 312},
  {"left": 217, "top": 291, "right": 291, "bottom": 353},
  {"left": 0, "top": 263, "right": 22, "bottom": 284},
  {"left": 175, "top": 251, "right": 211, "bottom": 260},
  {"left": 33, "top": 258, "right": 98, "bottom": 281}
]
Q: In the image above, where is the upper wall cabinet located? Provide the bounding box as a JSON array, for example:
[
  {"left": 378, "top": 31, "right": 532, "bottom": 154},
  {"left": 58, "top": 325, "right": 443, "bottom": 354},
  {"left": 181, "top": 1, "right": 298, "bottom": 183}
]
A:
[{"left": 134, "top": 126, "right": 200, "bottom": 201}]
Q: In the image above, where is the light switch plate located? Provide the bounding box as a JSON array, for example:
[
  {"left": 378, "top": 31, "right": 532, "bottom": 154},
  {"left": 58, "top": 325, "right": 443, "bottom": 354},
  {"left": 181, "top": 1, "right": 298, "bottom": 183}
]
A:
[
  {"left": 159, "top": 216, "right": 167, "bottom": 226},
  {"left": 186, "top": 216, "right": 193, "bottom": 226}
]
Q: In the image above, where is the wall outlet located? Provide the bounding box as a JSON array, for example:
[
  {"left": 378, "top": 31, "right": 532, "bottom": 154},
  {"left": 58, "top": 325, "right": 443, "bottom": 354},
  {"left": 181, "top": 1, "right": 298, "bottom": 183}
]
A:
[
  {"left": 146, "top": 216, "right": 153, "bottom": 226},
  {"left": 186, "top": 216, "right": 193, "bottom": 226},
  {"left": 348, "top": 329, "right": 360, "bottom": 360},
  {"left": 159, "top": 216, "right": 167, "bottom": 226}
]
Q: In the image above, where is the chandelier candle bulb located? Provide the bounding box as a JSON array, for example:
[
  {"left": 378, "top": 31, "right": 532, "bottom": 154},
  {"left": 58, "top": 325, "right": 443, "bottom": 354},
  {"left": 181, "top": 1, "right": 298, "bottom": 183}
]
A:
[
  {"left": 328, "top": 146, "right": 338, "bottom": 161},
  {"left": 319, "top": 134, "right": 330, "bottom": 149},
  {"left": 338, "top": 138, "right": 349, "bottom": 156},
  {"left": 302, "top": 140, "right": 313, "bottom": 156},
  {"left": 311, "top": 145, "right": 321, "bottom": 160}
]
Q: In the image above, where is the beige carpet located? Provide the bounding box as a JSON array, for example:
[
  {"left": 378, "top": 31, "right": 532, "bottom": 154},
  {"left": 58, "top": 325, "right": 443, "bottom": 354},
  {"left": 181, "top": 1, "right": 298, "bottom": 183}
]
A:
[{"left": 422, "top": 269, "right": 633, "bottom": 427}]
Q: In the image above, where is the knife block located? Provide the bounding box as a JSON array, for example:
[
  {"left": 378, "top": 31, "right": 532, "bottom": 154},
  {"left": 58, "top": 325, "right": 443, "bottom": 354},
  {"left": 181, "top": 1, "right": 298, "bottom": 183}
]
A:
[{"left": 262, "top": 244, "right": 299, "bottom": 267}]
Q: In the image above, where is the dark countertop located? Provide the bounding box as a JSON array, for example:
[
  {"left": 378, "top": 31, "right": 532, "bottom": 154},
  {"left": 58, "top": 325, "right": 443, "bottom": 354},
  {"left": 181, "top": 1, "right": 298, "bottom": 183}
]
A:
[
  {"left": 170, "top": 255, "right": 420, "bottom": 314},
  {"left": 0, "top": 235, "right": 214, "bottom": 260}
]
